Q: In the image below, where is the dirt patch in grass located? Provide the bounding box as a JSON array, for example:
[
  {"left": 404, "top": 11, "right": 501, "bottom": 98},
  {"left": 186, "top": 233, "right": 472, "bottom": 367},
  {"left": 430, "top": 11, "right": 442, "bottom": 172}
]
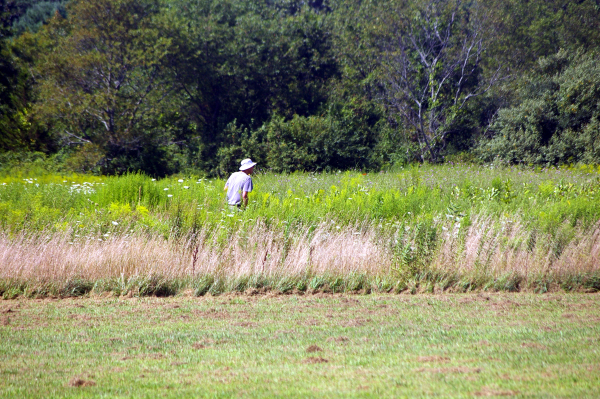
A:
[
  {"left": 67, "top": 314, "right": 92, "bottom": 321},
  {"left": 303, "top": 357, "right": 328, "bottom": 364},
  {"left": 521, "top": 342, "right": 547, "bottom": 349},
  {"left": 68, "top": 377, "right": 96, "bottom": 387},
  {"left": 417, "top": 356, "right": 451, "bottom": 363},
  {"left": 170, "top": 362, "right": 186, "bottom": 366},
  {"left": 193, "top": 309, "right": 231, "bottom": 319},
  {"left": 234, "top": 322, "right": 256, "bottom": 327},
  {"left": 418, "top": 367, "right": 481, "bottom": 373},
  {"left": 473, "top": 387, "right": 519, "bottom": 396},
  {"left": 326, "top": 336, "right": 349, "bottom": 343},
  {"left": 306, "top": 345, "right": 323, "bottom": 353},
  {"left": 339, "top": 318, "right": 369, "bottom": 327}
]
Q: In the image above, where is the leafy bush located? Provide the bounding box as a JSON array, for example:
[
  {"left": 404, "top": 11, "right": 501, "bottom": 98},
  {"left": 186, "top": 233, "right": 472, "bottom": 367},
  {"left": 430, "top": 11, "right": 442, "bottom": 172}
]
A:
[
  {"left": 217, "top": 102, "right": 381, "bottom": 174},
  {"left": 478, "top": 49, "right": 600, "bottom": 165}
]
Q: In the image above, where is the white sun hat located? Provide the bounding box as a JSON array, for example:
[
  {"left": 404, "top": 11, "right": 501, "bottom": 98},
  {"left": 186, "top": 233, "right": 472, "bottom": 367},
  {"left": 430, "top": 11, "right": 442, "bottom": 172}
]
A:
[{"left": 239, "top": 158, "right": 257, "bottom": 171}]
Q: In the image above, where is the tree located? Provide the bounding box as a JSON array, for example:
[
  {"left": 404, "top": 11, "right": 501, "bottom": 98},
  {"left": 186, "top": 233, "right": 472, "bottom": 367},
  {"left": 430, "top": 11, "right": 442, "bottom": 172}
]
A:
[
  {"left": 478, "top": 49, "right": 600, "bottom": 165},
  {"left": 160, "top": 0, "right": 338, "bottom": 173},
  {"left": 30, "top": 0, "right": 178, "bottom": 175},
  {"left": 378, "top": 0, "right": 503, "bottom": 162},
  {"left": 9, "top": 0, "right": 67, "bottom": 36},
  {"left": 481, "top": 0, "right": 600, "bottom": 74},
  {"left": 0, "top": 0, "right": 50, "bottom": 153}
]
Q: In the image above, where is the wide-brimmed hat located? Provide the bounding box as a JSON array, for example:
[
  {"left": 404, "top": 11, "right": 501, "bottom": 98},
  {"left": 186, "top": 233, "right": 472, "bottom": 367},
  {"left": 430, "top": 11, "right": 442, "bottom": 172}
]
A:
[{"left": 239, "top": 158, "right": 257, "bottom": 171}]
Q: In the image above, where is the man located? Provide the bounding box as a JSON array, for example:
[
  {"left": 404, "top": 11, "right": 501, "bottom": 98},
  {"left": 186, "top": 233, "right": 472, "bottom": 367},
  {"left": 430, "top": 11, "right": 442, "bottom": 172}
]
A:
[{"left": 224, "top": 158, "right": 256, "bottom": 208}]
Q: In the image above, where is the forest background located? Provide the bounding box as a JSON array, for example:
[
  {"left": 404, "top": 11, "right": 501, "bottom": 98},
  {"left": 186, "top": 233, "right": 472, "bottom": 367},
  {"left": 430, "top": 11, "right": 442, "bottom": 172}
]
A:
[{"left": 1, "top": 0, "right": 600, "bottom": 177}]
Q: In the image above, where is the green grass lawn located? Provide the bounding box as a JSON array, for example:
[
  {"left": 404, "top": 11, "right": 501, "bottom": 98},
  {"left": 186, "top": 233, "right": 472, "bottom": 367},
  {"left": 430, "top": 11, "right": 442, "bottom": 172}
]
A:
[{"left": 1, "top": 293, "right": 599, "bottom": 398}]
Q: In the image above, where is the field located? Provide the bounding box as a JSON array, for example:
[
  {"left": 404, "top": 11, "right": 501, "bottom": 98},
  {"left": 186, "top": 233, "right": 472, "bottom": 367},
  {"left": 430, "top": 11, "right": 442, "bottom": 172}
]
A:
[
  {"left": 2, "top": 164, "right": 600, "bottom": 397},
  {"left": 1, "top": 163, "right": 600, "bottom": 297},
  {"left": 1, "top": 293, "right": 600, "bottom": 398}
]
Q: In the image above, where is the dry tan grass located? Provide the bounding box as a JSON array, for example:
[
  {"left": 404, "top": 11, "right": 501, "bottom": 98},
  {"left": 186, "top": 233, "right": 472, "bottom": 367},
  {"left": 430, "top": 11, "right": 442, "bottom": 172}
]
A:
[
  {"left": 432, "top": 216, "right": 600, "bottom": 277},
  {"left": 0, "top": 222, "right": 388, "bottom": 283},
  {"left": 0, "top": 216, "right": 598, "bottom": 288}
]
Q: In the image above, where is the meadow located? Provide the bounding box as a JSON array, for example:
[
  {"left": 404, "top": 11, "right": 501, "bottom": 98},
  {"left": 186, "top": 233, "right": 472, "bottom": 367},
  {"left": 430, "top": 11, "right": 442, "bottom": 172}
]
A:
[
  {"left": 1, "top": 293, "right": 599, "bottom": 398},
  {"left": 1, "top": 163, "right": 600, "bottom": 298}
]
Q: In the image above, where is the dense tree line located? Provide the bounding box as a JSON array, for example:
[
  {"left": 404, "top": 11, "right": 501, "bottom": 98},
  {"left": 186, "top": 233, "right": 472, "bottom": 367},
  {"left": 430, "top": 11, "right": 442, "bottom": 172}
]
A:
[{"left": 1, "top": 0, "right": 599, "bottom": 176}]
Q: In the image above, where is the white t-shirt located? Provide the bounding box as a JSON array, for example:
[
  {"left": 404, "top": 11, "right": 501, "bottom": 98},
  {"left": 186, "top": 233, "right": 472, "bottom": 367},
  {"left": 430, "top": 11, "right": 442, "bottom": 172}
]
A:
[{"left": 225, "top": 172, "right": 253, "bottom": 205}]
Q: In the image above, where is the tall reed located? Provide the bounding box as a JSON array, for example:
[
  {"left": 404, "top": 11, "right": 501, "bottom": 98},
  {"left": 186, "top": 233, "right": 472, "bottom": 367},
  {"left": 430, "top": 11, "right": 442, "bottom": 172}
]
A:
[{"left": 1, "top": 213, "right": 598, "bottom": 297}]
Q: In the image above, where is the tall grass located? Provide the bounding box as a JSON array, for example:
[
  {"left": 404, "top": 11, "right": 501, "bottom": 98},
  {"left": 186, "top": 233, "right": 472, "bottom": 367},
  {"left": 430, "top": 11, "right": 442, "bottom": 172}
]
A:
[{"left": 1, "top": 163, "right": 599, "bottom": 297}]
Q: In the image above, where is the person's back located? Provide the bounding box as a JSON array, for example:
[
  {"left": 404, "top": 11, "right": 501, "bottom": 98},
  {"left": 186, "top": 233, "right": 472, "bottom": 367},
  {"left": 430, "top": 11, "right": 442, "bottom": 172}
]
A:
[{"left": 224, "top": 159, "right": 256, "bottom": 207}]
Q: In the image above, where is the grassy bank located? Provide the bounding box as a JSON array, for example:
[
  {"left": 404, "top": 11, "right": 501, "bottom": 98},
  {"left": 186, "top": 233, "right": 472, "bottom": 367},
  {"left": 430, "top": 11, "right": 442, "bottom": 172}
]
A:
[
  {"left": 1, "top": 294, "right": 599, "bottom": 398},
  {"left": 1, "top": 164, "right": 600, "bottom": 297}
]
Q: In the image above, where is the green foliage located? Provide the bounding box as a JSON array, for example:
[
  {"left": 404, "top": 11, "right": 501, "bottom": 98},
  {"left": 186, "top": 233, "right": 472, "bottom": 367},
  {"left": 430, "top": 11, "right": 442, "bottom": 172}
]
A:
[
  {"left": 215, "top": 121, "right": 268, "bottom": 177},
  {"left": 478, "top": 50, "right": 600, "bottom": 165},
  {"left": 0, "top": 164, "right": 598, "bottom": 241},
  {"left": 10, "top": 0, "right": 67, "bottom": 36},
  {"left": 375, "top": 0, "right": 502, "bottom": 163},
  {"left": 218, "top": 101, "right": 381, "bottom": 174},
  {"left": 2, "top": 0, "right": 600, "bottom": 173},
  {"left": 483, "top": 0, "right": 600, "bottom": 73},
  {"left": 27, "top": 0, "right": 179, "bottom": 176},
  {"left": 161, "top": 0, "right": 339, "bottom": 173}
]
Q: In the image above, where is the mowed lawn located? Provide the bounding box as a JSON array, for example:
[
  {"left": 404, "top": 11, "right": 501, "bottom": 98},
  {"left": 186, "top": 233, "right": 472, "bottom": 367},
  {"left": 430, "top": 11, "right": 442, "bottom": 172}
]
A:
[{"left": 1, "top": 293, "right": 599, "bottom": 398}]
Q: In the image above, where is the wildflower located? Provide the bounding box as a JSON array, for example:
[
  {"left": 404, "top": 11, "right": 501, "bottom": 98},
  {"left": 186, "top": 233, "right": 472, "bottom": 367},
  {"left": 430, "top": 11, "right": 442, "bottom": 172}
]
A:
[
  {"left": 151, "top": 178, "right": 156, "bottom": 181},
  {"left": 184, "top": 186, "right": 189, "bottom": 189},
  {"left": 112, "top": 221, "right": 119, "bottom": 226},
  {"left": 167, "top": 194, "right": 173, "bottom": 198},
  {"left": 164, "top": 188, "right": 169, "bottom": 191},
  {"left": 178, "top": 179, "right": 184, "bottom": 183}
]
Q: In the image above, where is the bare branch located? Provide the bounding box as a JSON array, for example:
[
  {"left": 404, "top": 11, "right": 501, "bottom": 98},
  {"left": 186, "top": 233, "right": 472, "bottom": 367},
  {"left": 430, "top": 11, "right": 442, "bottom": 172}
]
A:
[
  {"left": 378, "top": 0, "right": 505, "bottom": 162},
  {"left": 64, "top": 130, "right": 92, "bottom": 145}
]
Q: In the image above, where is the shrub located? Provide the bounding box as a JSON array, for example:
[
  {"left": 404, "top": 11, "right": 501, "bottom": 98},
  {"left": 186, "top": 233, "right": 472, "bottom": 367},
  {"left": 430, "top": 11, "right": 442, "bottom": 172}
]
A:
[{"left": 478, "top": 49, "right": 600, "bottom": 165}]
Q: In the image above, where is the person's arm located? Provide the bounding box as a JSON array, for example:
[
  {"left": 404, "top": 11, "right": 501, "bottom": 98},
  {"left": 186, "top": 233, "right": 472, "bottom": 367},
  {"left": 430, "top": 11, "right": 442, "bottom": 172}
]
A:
[{"left": 241, "top": 177, "right": 252, "bottom": 207}]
